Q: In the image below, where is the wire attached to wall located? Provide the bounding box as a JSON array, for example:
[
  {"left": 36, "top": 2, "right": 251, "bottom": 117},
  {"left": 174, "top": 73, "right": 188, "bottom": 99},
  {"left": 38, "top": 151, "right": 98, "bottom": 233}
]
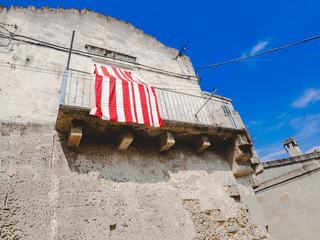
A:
[
  {"left": 0, "top": 27, "right": 199, "bottom": 81},
  {"left": 0, "top": 61, "right": 202, "bottom": 93},
  {"left": 0, "top": 22, "right": 18, "bottom": 47}
]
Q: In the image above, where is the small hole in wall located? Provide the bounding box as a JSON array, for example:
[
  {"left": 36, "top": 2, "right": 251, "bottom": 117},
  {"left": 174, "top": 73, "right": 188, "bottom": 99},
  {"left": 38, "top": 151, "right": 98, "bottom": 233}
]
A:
[
  {"left": 230, "top": 196, "right": 241, "bottom": 202},
  {"left": 204, "top": 211, "right": 211, "bottom": 216},
  {"left": 109, "top": 224, "right": 116, "bottom": 236}
]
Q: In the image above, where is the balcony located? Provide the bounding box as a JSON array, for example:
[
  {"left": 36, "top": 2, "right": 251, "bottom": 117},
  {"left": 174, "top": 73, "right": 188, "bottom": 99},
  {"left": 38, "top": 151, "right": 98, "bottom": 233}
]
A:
[
  {"left": 56, "top": 68, "right": 244, "bottom": 151},
  {"left": 57, "top": 68, "right": 238, "bottom": 124}
]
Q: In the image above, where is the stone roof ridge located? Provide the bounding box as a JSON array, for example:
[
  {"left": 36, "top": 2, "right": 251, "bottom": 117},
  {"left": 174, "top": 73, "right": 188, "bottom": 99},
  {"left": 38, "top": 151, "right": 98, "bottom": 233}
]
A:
[
  {"left": 262, "top": 151, "right": 320, "bottom": 169},
  {"left": 0, "top": 5, "right": 188, "bottom": 58},
  {"left": 282, "top": 137, "right": 296, "bottom": 146}
]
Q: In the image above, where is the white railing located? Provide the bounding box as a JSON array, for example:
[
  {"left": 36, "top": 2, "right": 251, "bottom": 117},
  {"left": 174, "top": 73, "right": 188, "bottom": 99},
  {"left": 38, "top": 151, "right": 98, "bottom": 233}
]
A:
[{"left": 59, "top": 69, "right": 239, "bottom": 129}]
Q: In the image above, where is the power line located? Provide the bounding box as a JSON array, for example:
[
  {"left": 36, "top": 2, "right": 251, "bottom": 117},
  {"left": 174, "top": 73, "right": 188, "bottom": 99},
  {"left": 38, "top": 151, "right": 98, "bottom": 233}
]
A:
[
  {"left": 196, "top": 34, "right": 320, "bottom": 76},
  {"left": 0, "top": 62, "right": 202, "bottom": 93},
  {"left": 0, "top": 25, "right": 13, "bottom": 34},
  {"left": 0, "top": 30, "right": 199, "bottom": 81},
  {"left": 239, "top": 53, "right": 320, "bottom": 62}
]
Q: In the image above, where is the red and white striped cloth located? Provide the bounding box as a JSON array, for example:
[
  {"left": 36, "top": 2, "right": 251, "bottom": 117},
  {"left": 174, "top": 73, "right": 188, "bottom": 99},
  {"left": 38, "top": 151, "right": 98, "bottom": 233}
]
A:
[{"left": 90, "top": 64, "right": 164, "bottom": 127}]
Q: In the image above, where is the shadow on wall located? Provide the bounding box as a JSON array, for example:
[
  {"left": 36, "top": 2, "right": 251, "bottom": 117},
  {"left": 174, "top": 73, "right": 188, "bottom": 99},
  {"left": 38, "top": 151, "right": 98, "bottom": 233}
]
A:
[{"left": 59, "top": 133, "right": 233, "bottom": 184}]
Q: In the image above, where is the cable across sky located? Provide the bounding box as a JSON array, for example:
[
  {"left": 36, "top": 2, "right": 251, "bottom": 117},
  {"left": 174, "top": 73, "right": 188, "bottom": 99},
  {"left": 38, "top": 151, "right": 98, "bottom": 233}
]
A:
[{"left": 196, "top": 34, "right": 320, "bottom": 77}]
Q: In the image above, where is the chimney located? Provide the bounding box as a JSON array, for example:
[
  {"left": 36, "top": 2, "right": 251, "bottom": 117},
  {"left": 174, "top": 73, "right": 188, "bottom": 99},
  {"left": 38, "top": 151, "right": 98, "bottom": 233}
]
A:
[{"left": 282, "top": 137, "right": 303, "bottom": 157}]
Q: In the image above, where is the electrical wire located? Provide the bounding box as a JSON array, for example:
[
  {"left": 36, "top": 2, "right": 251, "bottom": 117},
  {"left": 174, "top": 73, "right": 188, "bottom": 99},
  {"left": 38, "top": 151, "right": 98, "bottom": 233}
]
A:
[
  {"left": 0, "top": 62, "right": 205, "bottom": 94},
  {"left": 0, "top": 62, "right": 223, "bottom": 100},
  {"left": 238, "top": 54, "right": 320, "bottom": 62},
  {"left": 0, "top": 25, "right": 12, "bottom": 34},
  {"left": 197, "top": 34, "right": 320, "bottom": 76},
  {"left": 0, "top": 30, "right": 199, "bottom": 81},
  {"left": 0, "top": 23, "right": 17, "bottom": 47},
  {"left": 0, "top": 62, "right": 66, "bottom": 76},
  {"left": 0, "top": 34, "right": 13, "bottom": 47},
  {"left": 2, "top": 22, "right": 320, "bottom": 81}
]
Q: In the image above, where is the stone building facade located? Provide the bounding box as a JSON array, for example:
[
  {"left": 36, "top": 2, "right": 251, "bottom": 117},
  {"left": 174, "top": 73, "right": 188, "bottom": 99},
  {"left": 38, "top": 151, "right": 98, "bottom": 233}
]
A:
[
  {"left": 255, "top": 151, "right": 320, "bottom": 240},
  {"left": 0, "top": 5, "right": 271, "bottom": 239}
]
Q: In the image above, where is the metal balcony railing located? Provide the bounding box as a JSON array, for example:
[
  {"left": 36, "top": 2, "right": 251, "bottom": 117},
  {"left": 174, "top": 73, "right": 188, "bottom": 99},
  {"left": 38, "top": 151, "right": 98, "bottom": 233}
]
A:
[{"left": 59, "top": 69, "right": 239, "bottom": 129}]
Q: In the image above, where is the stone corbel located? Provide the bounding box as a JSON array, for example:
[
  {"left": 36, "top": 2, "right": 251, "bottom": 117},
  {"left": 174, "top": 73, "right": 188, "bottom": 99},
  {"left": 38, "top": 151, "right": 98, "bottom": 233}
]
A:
[
  {"left": 234, "top": 134, "right": 253, "bottom": 163},
  {"left": 227, "top": 133, "right": 255, "bottom": 179},
  {"left": 159, "top": 131, "right": 175, "bottom": 152},
  {"left": 67, "top": 124, "right": 82, "bottom": 148},
  {"left": 118, "top": 130, "right": 134, "bottom": 150},
  {"left": 194, "top": 135, "right": 211, "bottom": 154}
]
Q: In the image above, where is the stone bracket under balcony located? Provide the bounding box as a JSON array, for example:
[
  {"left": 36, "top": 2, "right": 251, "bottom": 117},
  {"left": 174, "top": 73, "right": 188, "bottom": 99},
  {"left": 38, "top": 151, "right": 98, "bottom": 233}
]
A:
[
  {"left": 56, "top": 105, "right": 244, "bottom": 141},
  {"left": 56, "top": 105, "right": 262, "bottom": 188},
  {"left": 56, "top": 68, "right": 260, "bottom": 176}
]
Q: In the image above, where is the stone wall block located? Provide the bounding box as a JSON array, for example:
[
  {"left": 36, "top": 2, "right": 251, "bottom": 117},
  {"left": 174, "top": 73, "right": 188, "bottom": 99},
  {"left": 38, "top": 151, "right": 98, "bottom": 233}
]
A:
[{"left": 232, "top": 163, "right": 252, "bottom": 178}]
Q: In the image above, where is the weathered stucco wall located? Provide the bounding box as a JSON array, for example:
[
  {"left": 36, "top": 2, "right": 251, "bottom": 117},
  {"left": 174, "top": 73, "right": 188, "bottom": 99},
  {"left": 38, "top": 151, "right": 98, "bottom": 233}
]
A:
[
  {"left": 0, "top": 5, "right": 201, "bottom": 124},
  {"left": 1, "top": 123, "right": 270, "bottom": 239},
  {"left": 0, "top": 5, "right": 270, "bottom": 239},
  {"left": 255, "top": 152, "right": 320, "bottom": 240}
]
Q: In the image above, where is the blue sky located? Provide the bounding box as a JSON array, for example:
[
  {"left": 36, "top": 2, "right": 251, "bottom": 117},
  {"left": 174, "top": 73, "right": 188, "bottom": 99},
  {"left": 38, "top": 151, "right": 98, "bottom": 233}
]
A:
[{"left": 2, "top": 1, "right": 320, "bottom": 161}]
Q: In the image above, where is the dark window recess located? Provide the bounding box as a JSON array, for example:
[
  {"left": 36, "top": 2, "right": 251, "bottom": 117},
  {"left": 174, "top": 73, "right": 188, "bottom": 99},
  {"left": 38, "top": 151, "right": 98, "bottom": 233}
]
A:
[{"left": 85, "top": 44, "right": 136, "bottom": 63}]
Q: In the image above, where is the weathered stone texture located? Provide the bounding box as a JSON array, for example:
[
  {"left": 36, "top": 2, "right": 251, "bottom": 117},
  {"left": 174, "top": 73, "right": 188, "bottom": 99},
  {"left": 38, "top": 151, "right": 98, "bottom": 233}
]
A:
[
  {"left": 0, "top": 124, "right": 53, "bottom": 239},
  {"left": 1, "top": 125, "right": 271, "bottom": 239},
  {"left": 0, "top": 5, "right": 269, "bottom": 240},
  {"left": 182, "top": 199, "right": 270, "bottom": 240}
]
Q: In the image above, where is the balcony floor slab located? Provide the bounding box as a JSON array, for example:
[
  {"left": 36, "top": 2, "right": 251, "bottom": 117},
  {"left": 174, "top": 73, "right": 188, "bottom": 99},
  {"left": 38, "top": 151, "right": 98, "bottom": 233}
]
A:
[{"left": 56, "top": 105, "right": 244, "bottom": 140}]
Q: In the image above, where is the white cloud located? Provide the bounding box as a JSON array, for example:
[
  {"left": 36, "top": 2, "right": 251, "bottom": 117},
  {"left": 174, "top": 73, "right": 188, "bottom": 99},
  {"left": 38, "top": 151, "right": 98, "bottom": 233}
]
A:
[
  {"left": 290, "top": 113, "right": 320, "bottom": 138},
  {"left": 260, "top": 149, "right": 287, "bottom": 162},
  {"left": 306, "top": 146, "right": 320, "bottom": 153},
  {"left": 250, "top": 40, "right": 269, "bottom": 55},
  {"left": 277, "top": 112, "right": 288, "bottom": 119},
  {"left": 264, "top": 121, "right": 285, "bottom": 132},
  {"left": 242, "top": 40, "right": 269, "bottom": 59},
  {"left": 291, "top": 88, "right": 320, "bottom": 108},
  {"left": 246, "top": 120, "right": 264, "bottom": 128}
]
